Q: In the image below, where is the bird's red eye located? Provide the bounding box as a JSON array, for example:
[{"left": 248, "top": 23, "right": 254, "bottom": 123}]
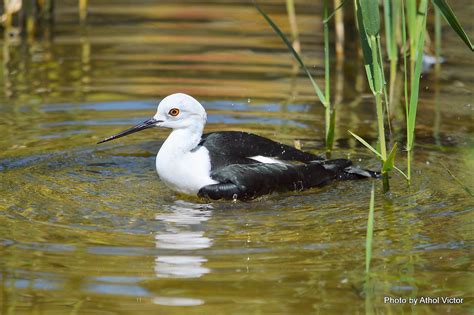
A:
[{"left": 168, "top": 108, "right": 180, "bottom": 116}]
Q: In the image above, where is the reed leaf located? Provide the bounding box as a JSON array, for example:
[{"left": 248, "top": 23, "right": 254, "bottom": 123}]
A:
[
  {"left": 394, "top": 166, "right": 409, "bottom": 180},
  {"left": 382, "top": 143, "right": 397, "bottom": 173},
  {"left": 406, "top": 1, "right": 417, "bottom": 45},
  {"left": 434, "top": 5, "right": 442, "bottom": 63},
  {"left": 255, "top": 2, "right": 327, "bottom": 106},
  {"left": 407, "top": 0, "right": 428, "bottom": 151},
  {"left": 432, "top": 0, "right": 473, "bottom": 51},
  {"left": 324, "top": 0, "right": 349, "bottom": 22},
  {"left": 348, "top": 131, "right": 382, "bottom": 159},
  {"left": 355, "top": 1, "right": 375, "bottom": 92},
  {"left": 383, "top": 0, "right": 398, "bottom": 61},
  {"left": 358, "top": 0, "right": 380, "bottom": 36}
]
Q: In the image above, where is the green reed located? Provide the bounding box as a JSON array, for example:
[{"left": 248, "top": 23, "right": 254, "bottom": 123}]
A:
[
  {"left": 432, "top": 0, "right": 473, "bottom": 51},
  {"left": 398, "top": 0, "right": 427, "bottom": 183},
  {"left": 256, "top": 1, "right": 472, "bottom": 189},
  {"left": 352, "top": 0, "right": 472, "bottom": 186},
  {"left": 365, "top": 183, "right": 375, "bottom": 273},
  {"left": 364, "top": 184, "right": 375, "bottom": 315},
  {"left": 350, "top": 0, "right": 396, "bottom": 191},
  {"left": 383, "top": 0, "right": 399, "bottom": 109},
  {"left": 256, "top": 2, "right": 335, "bottom": 155},
  {"left": 434, "top": 5, "right": 442, "bottom": 66},
  {"left": 285, "top": 0, "right": 300, "bottom": 54},
  {"left": 441, "top": 163, "right": 474, "bottom": 197},
  {"left": 323, "top": 0, "right": 335, "bottom": 155}
]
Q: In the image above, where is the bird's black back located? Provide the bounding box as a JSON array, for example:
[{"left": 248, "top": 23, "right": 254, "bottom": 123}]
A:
[{"left": 197, "top": 131, "right": 323, "bottom": 171}]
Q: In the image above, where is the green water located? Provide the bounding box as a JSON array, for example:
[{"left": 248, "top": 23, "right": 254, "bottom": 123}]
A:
[{"left": 0, "top": 1, "right": 472, "bottom": 314}]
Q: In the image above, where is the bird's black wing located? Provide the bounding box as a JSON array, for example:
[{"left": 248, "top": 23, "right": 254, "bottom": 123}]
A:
[
  {"left": 198, "top": 162, "right": 338, "bottom": 200},
  {"left": 198, "top": 131, "right": 323, "bottom": 170},
  {"left": 198, "top": 159, "right": 378, "bottom": 200}
]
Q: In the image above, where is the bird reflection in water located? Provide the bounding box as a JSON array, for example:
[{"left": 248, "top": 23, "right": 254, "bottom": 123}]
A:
[{"left": 154, "top": 200, "right": 213, "bottom": 278}]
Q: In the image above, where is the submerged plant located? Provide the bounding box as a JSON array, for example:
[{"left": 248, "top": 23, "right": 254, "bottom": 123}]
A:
[
  {"left": 440, "top": 163, "right": 474, "bottom": 197},
  {"left": 365, "top": 183, "right": 375, "bottom": 273}
]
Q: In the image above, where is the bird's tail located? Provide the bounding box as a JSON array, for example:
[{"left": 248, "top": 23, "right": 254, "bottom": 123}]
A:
[
  {"left": 340, "top": 165, "right": 380, "bottom": 179},
  {"left": 316, "top": 159, "right": 380, "bottom": 180}
]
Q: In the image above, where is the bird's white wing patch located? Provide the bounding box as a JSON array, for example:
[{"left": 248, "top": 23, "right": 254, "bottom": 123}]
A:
[{"left": 249, "top": 155, "right": 284, "bottom": 164}]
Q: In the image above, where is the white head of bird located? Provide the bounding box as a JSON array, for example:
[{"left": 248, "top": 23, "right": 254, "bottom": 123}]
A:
[
  {"left": 152, "top": 93, "right": 207, "bottom": 131},
  {"left": 98, "top": 93, "right": 207, "bottom": 145}
]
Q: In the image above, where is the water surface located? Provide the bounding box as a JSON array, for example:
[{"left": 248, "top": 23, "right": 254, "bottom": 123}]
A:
[{"left": 0, "top": 1, "right": 472, "bottom": 314}]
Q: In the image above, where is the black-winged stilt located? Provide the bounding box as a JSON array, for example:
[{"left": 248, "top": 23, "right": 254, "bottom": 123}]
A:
[{"left": 98, "top": 93, "right": 378, "bottom": 200}]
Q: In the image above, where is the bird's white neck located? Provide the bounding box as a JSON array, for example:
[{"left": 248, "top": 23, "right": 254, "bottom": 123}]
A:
[
  {"left": 156, "top": 124, "right": 217, "bottom": 195},
  {"left": 159, "top": 125, "right": 203, "bottom": 156}
]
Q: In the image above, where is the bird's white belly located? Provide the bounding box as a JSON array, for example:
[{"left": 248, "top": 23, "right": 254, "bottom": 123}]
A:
[{"left": 156, "top": 146, "right": 218, "bottom": 195}]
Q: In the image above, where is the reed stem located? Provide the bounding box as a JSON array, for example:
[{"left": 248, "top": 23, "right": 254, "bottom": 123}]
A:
[
  {"left": 323, "top": 0, "right": 334, "bottom": 154},
  {"left": 434, "top": 6, "right": 442, "bottom": 66},
  {"left": 407, "top": 149, "right": 412, "bottom": 182},
  {"left": 324, "top": 1, "right": 330, "bottom": 105},
  {"left": 286, "top": 0, "right": 301, "bottom": 53},
  {"left": 79, "top": 0, "right": 88, "bottom": 22},
  {"left": 333, "top": 0, "right": 345, "bottom": 58},
  {"left": 370, "top": 35, "right": 387, "bottom": 162}
]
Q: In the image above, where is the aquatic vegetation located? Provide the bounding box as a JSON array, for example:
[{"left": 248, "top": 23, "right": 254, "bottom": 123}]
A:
[
  {"left": 441, "top": 163, "right": 474, "bottom": 197},
  {"left": 432, "top": 0, "right": 473, "bottom": 51},
  {"left": 352, "top": 0, "right": 396, "bottom": 191},
  {"left": 256, "top": 2, "right": 335, "bottom": 155},
  {"left": 365, "top": 183, "right": 375, "bottom": 273},
  {"left": 257, "top": 1, "right": 472, "bottom": 190}
]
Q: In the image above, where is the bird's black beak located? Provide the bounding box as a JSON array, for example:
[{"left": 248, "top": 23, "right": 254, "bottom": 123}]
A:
[{"left": 97, "top": 118, "right": 161, "bottom": 144}]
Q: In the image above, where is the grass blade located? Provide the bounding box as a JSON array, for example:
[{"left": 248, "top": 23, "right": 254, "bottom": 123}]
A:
[
  {"left": 348, "top": 131, "right": 383, "bottom": 159},
  {"left": 383, "top": 0, "right": 396, "bottom": 61},
  {"left": 440, "top": 163, "right": 474, "bottom": 197},
  {"left": 394, "top": 165, "right": 409, "bottom": 180},
  {"left": 255, "top": 2, "right": 327, "bottom": 106},
  {"left": 366, "top": 183, "right": 375, "bottom": 273},
  {"left": 324, "top": 0, "right": 349, "bottom": 22},
  {"left": 432, "top": 0, "right": 473, "bottom": 51},
  {"left": 382, "top": 143, "right": 397, "bottom": 172},
  {"left": 359, "top": 0, "right": 380, "bottom": 36},
  {"left": 406, "top": 1, "right": 428, "bottom": 151},
  {"left": 355, "top": 1, "right": 375, "bottom": 92}
]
